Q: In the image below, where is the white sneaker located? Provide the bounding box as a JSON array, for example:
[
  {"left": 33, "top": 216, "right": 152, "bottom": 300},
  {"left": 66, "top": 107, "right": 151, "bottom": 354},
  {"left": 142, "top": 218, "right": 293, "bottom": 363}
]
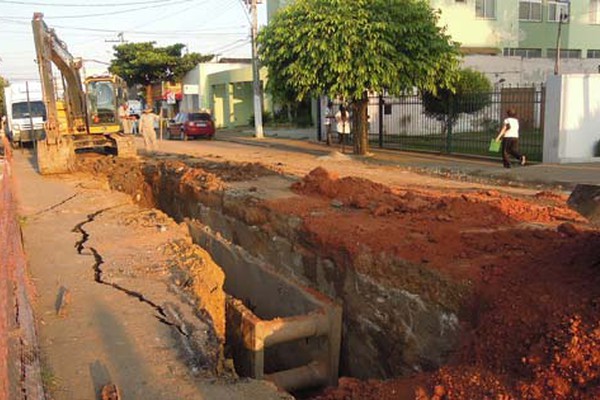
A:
[{"left": 520, "top": 155, "right": 526, "bottom": 166}]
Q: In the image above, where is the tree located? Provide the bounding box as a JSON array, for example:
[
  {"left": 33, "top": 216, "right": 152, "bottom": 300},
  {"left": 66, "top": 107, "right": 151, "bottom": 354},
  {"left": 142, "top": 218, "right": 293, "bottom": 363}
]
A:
[
  {"left": 0, "top": 76, "right": 7, "bottom": 118},
  {"left": 421, "top": 68, "right": 492, "bottom": 143},
  {"left": 109, "top": 42, "right": 213, "bottom": 105},
  {"left": 258, "top": 0, "right": 461, "bottom": 155}
]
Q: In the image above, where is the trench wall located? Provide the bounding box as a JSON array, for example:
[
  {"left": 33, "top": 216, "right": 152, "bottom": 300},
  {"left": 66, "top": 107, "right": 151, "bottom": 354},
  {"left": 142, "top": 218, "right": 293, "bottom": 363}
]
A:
[{"left": 142, "top": 162, "right": 464, "bottom": 379}]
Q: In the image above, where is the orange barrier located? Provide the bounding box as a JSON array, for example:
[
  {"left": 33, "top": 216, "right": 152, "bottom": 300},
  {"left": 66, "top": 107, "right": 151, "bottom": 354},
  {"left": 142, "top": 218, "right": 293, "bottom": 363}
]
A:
[{"left": 0, "top": 137, "right": 44, "bottom": 398}]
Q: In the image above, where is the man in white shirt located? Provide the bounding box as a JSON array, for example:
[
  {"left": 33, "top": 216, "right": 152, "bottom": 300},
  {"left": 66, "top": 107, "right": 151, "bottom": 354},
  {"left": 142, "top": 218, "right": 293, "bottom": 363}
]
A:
[{"left": 495, "top": 108, "right": 526, "bottom": 168}]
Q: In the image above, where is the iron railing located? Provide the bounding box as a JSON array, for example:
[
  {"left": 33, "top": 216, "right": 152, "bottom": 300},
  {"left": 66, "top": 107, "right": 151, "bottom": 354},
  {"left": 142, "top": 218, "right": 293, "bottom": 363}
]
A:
[{"left": 323, "top": 85, "right": 545, "bottom": 161}]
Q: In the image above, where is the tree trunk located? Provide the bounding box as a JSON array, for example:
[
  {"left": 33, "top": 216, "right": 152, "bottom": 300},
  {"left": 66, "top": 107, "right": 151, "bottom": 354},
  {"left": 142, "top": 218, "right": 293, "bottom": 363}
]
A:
[{"left": 352, "top": 91, "right": 369, "bottom": 155}]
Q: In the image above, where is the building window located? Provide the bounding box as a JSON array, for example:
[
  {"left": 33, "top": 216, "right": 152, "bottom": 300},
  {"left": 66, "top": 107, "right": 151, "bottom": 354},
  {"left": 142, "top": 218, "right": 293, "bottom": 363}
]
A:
[
  {"left": 519, "top": 0, "right": 542, "bottom": 21},
  {"left": 504, "top": 48, "right": 542, "bottom": 58},
  {"left": 587, "top": 49, "right": 600, "bottom": 58},
  {"left": 548, "top": 1, "right": 569, "bottom": 22},
  {"left": 476, "top": 0, "right": 496, "bottom": 19},
  {"left": 547, "top": 49, "right": 581, "bottom": 59},
  {"left": 591, "top": 0, "right": 600, "bottom": 24}
]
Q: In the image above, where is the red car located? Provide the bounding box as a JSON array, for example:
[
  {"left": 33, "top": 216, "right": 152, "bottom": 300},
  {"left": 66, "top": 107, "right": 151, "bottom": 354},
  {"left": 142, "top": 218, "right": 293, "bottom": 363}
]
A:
[{"left": 167, "top": 112, "right": 215, "bottom": 140}]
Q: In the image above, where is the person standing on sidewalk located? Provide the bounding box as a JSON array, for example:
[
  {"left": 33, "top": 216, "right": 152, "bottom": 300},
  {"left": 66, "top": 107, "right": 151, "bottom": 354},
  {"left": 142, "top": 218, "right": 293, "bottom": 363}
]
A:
[
  {"left": 118, "top": 103, "right": 133, "bottom": 134},
  {"left": 495, "top": 108, "right": 526, "bottom": 168},
  {"left": 139, "top": 107, "right": 159, "bottom": 151},
  {"left": 335, "top": 104, "right": 351, "bottom": 152}
]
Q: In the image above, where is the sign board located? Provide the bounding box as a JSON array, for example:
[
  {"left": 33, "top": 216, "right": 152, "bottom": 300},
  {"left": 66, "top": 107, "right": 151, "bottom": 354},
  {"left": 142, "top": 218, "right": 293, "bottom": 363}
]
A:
[
  {"left": 183, "top": 84, "right": 198, "bottom": 95},
  {"left": 166, "top": 91, "right": 176, "bottom": 105}
]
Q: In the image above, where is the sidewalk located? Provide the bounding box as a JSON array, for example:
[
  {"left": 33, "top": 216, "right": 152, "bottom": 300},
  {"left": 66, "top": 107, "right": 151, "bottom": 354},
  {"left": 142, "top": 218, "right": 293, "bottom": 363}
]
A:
[{"left": 217, "top": 129, "right": 600, "bottom": 191}]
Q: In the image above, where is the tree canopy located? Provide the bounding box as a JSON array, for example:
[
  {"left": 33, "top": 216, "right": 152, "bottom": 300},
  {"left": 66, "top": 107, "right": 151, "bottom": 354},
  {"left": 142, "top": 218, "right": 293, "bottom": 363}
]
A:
[
  {"left": 109, "top": 42, "right": 213, "bottom": 101},
  {"left": 258, "top": 0, "right": 461, "bottom": 154},
  {"left": 0, "top": 76, "right": 7, "bottom": 117},
  {"left": 422, "top": 68, "right": 492, "bottom": 122}
]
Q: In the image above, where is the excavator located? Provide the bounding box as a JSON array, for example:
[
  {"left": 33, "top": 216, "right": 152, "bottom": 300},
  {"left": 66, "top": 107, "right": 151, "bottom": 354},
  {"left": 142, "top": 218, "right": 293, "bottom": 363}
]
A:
[{"left": 31, "top": 12, "right": 136, "bottom": 174}]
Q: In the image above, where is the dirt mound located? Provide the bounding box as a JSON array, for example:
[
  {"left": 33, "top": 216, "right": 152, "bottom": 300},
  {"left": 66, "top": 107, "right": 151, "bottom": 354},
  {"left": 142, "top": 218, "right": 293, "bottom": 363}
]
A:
[{"left": 283, "top": 168, "right": 600, "bottom": 399}]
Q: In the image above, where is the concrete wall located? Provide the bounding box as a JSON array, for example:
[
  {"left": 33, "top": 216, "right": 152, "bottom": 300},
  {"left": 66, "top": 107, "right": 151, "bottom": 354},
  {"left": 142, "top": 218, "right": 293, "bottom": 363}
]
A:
[
  {"left": 543, "top": 74, "right": 600, "bottom": 163},
  {"left": 463, "top": 55, "right": 600, "bottom": 86}
]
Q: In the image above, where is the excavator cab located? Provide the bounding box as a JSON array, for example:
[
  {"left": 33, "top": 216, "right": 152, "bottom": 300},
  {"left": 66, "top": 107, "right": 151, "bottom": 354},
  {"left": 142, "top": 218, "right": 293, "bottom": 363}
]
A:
[{"left": 85, "top": 76, "right": 127, "bottom": 135}]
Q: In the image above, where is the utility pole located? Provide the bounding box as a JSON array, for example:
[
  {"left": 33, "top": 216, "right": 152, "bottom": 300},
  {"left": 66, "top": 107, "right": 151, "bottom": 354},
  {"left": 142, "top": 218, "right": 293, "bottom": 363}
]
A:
[
  {"left": 554, "top": 7, "right": 568, "bottom": 75},
  {"left": 249, "top": 0, "right": 264, "bottom": 138}
]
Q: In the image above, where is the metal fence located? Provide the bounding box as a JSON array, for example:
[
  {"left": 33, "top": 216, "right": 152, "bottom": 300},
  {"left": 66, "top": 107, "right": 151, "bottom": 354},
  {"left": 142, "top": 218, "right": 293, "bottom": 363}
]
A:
[{"left": 323, "top": 85, "right": 545, "bottom": 161}]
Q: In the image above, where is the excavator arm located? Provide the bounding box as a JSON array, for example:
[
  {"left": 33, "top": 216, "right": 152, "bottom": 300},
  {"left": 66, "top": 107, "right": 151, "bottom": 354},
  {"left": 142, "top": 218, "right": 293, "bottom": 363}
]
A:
[
  {"left": 30, "top": 13, "right": 135, "bottom": 174},
  {"left": 32, "top": 12, "right": 88, "bottom": 143}
]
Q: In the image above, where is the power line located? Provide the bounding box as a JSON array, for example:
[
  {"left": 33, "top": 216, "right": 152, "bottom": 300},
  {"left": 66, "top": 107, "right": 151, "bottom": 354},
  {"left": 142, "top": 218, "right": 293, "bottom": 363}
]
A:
[
  {"left": 2, "top": 0, "right": 194, "bottom": 19},
  {"left": 0, "top": 0, "right": 179, "bottom": 6}
]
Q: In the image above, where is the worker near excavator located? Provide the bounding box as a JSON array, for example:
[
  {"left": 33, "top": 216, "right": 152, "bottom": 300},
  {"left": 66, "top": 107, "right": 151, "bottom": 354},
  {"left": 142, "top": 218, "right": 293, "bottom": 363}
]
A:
[
  {"left": 139, "top": 107, "right": 159, "bottom": 151},
  {"left": 118, "top": 102, "right": 133, "bottom": 134}
]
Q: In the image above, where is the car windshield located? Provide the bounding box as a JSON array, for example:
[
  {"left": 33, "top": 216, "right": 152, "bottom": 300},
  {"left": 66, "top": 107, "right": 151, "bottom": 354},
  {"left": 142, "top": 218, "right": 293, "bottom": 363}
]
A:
[
  {"left": 12, "top": 101, "right": 46, "bottom": 119},
  {"left": 189, "top": 113, "right": 211, "bottom": 121}
]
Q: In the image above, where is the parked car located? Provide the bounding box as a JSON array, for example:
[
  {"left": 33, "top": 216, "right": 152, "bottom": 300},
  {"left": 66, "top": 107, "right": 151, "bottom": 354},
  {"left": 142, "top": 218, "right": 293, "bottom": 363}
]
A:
[{"left": 167, "top": 112, "right": 215, "bottom": 140}]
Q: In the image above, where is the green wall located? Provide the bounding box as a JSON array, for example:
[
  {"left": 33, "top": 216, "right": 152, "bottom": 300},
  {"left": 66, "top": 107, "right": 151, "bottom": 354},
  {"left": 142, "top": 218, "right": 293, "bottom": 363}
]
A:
[
  {"left": 207, "top": 66, "right": 271, "bottom": 129},
  {"left": 516, "top": 1, "right": 600, "bottom": 58}
]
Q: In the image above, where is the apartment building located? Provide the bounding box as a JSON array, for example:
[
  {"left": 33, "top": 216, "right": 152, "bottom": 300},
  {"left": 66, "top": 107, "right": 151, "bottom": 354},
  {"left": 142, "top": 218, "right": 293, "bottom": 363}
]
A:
[{"left": 267, "top": 0, "right": 600, "bottom": 60}]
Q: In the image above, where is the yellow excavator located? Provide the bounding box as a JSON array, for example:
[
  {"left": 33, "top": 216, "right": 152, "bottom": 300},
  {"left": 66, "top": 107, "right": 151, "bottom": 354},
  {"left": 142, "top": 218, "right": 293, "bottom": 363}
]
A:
[{"left": 31, "top": 12, "right": 136, "bottom": 174}]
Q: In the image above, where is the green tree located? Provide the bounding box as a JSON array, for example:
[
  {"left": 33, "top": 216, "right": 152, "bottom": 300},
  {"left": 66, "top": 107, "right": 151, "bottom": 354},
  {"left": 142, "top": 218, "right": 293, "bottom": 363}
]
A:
[
  {"left": 421, "top": 68, "right": 492, "bottom": 141},
  {"left": 258, "top": 0, "right": 461, "bottom": 155},
  {"left": 109, "top": 42, "right": 212, "bottom": 104}
]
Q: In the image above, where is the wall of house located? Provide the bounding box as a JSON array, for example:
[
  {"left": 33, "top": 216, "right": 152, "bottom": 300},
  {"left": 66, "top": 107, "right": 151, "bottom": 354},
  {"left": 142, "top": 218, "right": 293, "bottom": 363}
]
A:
[
  {"left": 207, "top": 66, "right": 271, "bottom": 129},
  {"left": 543, "top": 74, "right": 600, "bottom": 163},
  {"left": 430, "top": 0, "right": 518, "bottom": 49},
  {"left": 181, "top": 63, "right": 250, "bottom": 113},
  {"left": 519, "top": 1, "right": 600, "bottom": 58}
]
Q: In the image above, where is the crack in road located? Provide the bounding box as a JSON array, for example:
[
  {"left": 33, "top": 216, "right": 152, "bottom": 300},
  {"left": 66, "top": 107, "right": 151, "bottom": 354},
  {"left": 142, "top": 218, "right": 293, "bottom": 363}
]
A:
[
  {"left": 32, "top": 193, "right": 79, "bottom": 217},
  {"left": 72, "top": 207, "right": 191, "bottom": 338}
]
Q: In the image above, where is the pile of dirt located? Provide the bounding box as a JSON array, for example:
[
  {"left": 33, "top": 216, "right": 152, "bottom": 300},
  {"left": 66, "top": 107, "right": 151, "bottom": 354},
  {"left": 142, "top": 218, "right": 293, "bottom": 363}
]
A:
[{"left": 287, "top": 168, "right": 600, "bottom": 399}]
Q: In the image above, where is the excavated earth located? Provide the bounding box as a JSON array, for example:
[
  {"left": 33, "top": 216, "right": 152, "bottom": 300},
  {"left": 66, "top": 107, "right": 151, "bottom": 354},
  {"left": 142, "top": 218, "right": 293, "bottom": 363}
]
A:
[{"left": 75, "top": 152, "right": 600, "bottom": 400}]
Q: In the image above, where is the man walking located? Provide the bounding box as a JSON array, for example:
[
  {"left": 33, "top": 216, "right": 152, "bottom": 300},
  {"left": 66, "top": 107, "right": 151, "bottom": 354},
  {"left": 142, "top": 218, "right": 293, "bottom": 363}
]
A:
[{"left": 139, "top": 107, "right": 159, "bottom": 151}]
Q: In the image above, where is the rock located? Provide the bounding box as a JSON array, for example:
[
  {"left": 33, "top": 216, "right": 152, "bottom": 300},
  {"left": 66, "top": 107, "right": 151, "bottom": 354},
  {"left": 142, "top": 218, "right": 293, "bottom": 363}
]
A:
[
  {"left": 331, "top": 199, "right": 344, "bottom": 208},
  {"left": 101, "top": 383, "right": 120, "bottom": 400},
  {"left": 567, "top": 184, "right": 600, "bottom": 224}
]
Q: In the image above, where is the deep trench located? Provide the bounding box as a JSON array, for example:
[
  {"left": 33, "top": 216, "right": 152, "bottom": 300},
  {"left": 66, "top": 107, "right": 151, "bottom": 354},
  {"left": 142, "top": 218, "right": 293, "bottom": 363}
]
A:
[{"left": 79, "top": 159, "right": 466, "bottom": 390}]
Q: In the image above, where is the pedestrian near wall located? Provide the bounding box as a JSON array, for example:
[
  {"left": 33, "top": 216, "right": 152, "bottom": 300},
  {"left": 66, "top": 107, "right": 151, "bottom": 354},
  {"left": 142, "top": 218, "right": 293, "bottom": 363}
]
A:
[
  {"left": 335, "top": 104, "right": 351, "bottom": 152},
  {"left": 495, "top": 108, "right": 526, "bottom": 168},
  {"left": 139, "top": 107, "right": 159, "bottom": 152}
]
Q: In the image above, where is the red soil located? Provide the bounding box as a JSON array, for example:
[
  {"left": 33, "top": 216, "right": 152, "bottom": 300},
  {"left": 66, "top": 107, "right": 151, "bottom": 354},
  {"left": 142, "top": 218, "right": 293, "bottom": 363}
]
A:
[{"left": 272, "top": 167, "right": 600, "bottom": 400}]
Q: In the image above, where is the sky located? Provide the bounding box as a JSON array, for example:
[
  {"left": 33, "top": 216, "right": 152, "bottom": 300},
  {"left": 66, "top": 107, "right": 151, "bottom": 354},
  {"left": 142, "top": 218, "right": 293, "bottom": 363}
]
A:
[{"left": 0, "top": 0, "right": 267, "bottom": 83}]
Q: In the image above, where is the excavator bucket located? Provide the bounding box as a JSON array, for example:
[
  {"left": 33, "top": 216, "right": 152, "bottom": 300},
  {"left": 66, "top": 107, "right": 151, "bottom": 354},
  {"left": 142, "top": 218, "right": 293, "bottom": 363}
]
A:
[
  {"left": 36, "top": 138, "right": 76, "bottom": 175},
  {"left": 567, "top": 184, "right": 600, "bottom": 225}
]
